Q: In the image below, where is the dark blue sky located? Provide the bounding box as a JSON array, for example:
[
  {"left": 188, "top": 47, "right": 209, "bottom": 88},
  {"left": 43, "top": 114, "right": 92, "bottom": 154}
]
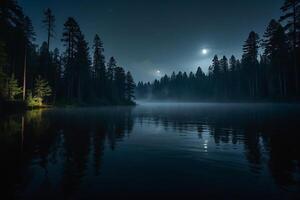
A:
[{"left": 19, "top": 0, "right": 283, "bottom": 82}]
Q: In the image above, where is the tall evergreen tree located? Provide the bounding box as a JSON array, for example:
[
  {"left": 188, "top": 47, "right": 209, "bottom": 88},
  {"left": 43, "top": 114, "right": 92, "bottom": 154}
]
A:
[
  {"left": 22, "top": 16, "right": 35, "bottom": 100},
  {"left": 263, "top": 19, "right": 289, "bottom": 97},
  {"left": 242, "top": 31, "right": 260, "bottom": 97},
  {"left": 220, "top": 56, "right": 229, "bottom": 97},
  {"left": 212, "top": 55, "right": 221, "bottom": 96},
  {"left": 229, "top": 55, "right": 237, "bottom": 72},
  {"left": 5, "top": 74, "right": 22, "bottom": 100},
  {"left": 220, "top": 56, "right": 228, "bottom": 73},
  {"left": 125, "top": 71, "right": 135, "bottom": 102},
  {"left": 74, "top": 33, "right": 91, "bottom": 102},
  {"left": 212, "top": 55, "right": 220, "bottom": 75},
  {"left": 279, "top": 0, "right": 300, "bottom": 94},
  {"left": 114, "top": 66, "right": 126, "bottom": 102},
  {"left": 34, "top": 75, "right": 52, "bottom": 105},
  {"left": 107, "top": 57, "right": 117, "bottom": 82},
  {"left": 92, "top": 34, "right": 106, "bottom": 98},
  {"left": 52, "top": 48, "right": 61, "bottom": 101},
  {"left": 0, "top": 40, "right": 7, "bottom": 70},
  {"left": 61, "top": 17, "right": 81, "bottom": 99},
  {"left": 42, "top": 8, "right": 55, "bottom": 53}
]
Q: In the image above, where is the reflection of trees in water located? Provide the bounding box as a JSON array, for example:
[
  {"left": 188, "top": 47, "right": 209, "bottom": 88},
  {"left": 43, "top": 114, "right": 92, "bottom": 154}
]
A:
[
  {"left": 0, "top": 107, "right": 134, "bottom": 199},
  {"left": 135, "top": 105, "right": 300, "bottom": 188},
  {"left": 1, "top": 105, "right": 299, "bottom": 198},
  {"left": 0, "top": 114, "right": 23, "bottom": 199}
]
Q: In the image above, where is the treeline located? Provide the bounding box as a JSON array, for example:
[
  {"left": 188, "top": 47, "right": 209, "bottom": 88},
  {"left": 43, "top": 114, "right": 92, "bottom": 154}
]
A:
[
  {"left": 137, "top": 0, "right": 300, "bottom": 101},
  {"left": 0, "top": 0, "right": 135, "bottom": 107}
]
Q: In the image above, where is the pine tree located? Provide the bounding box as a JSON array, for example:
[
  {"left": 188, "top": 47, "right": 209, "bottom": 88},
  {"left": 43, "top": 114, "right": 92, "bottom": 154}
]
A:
[
  {"left": 107, "top": 57, "right": 117, "bottom": 82},
  {"left": 92, "top": 34, "right": 106, "bottom": 98},
  {"left": 114, "top": 66, "right": 126, "bottom": 102},
  {"left": 52, "top": 48, "right": 61, "bottom": 86},
  {"left": 38, "top": 42, "right": 49, "bottom": 77},
  {"left": 279, "top": 0, "right": 300, "bottom": 94},
  {"left": 5, "top": 74, "right": 22, "bottom": 100},
  {"left": 125, "top": 71, "right": 135, "bottom": 102},
  {"left": 242, "top": 31, "right": 260, "bottom": 97},
  {"left": 220, "top": 56, "right": 229, "bottom": 97},
  {"left": 212, "top": 55, "right": 220, "bottom": 75},
  {"left": 42, "top": 8, "right": 55, "bottom": 52},
  {"left": 263, "top": 19, "right": 289, "bottom": 97},
  {"left": 0, "top": 40, "right": 6, "bottom": 69},
  {"left": 34, "top": 75, "right": 52, "bottom": 105},
  {"left": 229, "top": 55, "right": 237, "bottom": 97},
  {"left": 62, "top": 17, "right": 81, "bottom": 62},
  {"left": 220, "top": 56, "right": 228, "bottom": 73},
  {"left": 0, "top": 0, "right": 25, "bottom": 79},
  {"left": 73, "top": 33, "right": 91, "bottom": 102},
  {"left": 0, "top": 41, "right": 7, "bottom": 98},
  {"left": 61, "top": 17, "right": 81, "bottom": 99},
  {"left": 51, "top": 48, "right": 61, "bottom": 101},
  {"left": 229, "top": 55, "right": 237, "bottom": 72},
  {"left": 280, "top": 0, "right": 300, "bottom": 49},
  {"left": 22, "top": 16, "right": 36, "bottom": 100},
  {"left": 195, "top": 67, "right": 205, "bottom": 79}
]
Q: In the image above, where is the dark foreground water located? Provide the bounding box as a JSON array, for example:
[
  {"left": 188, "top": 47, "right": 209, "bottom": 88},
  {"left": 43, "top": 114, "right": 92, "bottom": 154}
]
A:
[{"left": 1, "top": 103, "right": 300, "bottom": 199}]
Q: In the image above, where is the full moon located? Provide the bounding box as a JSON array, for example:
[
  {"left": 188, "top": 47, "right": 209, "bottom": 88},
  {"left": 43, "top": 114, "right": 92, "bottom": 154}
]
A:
[
  {"left": 156, "top": 70, "right": 161, "bottom": 76},
  {"left": 202, "top": 49, "right": 208, "bottom": 55}
]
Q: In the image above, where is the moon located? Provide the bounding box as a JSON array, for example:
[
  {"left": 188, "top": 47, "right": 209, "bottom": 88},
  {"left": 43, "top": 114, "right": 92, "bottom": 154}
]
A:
[
  {"left": 156, "top": 70, "right": 162, "bottom": 76},
  {"left": 202, "top": 48, "right": 208, "bottom": 55}
]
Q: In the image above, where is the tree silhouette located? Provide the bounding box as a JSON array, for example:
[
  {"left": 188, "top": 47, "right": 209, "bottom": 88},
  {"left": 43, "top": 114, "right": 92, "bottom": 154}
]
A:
[
  {"left": 242, "top": 31, "right": 260, "bottom": 97},
  {"left": 0, "top": 1, "right": 135, "bottom": 107},
  {"left": 114, "top": 66, "right": 126, "bottom": 102},
  {"left": 279, "top": 0, "right": 300, "bottom": 94},
  {"left": 42, "top": 8, "right": 55, "bottom": 53},
  {"left": 125, "top": 71, "right": 135, "bottom": 102},
  {"left": 21, "top": 16, "right": 36, "bottom": 100},
  {"left": 263, "top": 19, "right": 289, "bottom": 97},
  {"left": 92, "top": 34, "right": 106, "bottom": 99}
]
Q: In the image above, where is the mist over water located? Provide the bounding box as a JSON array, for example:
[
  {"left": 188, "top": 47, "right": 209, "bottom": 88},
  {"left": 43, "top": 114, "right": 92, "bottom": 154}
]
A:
[{"left": 1, "top": 103, "right": 300, "bottom": 199}]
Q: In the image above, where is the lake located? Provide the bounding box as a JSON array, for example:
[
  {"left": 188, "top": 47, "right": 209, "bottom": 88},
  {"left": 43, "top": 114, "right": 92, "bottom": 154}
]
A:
[{"left": 1, "top": 103, "right": 300, "bottom": 199}]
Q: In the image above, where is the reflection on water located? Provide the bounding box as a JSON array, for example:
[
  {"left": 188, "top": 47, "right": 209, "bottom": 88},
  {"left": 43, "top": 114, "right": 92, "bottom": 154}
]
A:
[{"left": 1, "top": 103, "right": 300, "bottom": 199}]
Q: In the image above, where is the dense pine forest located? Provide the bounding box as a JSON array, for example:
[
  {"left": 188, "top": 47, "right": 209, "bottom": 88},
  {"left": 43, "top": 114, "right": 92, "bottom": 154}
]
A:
[
  {"left": 137, "top": 0, "right": 300, "bottom": 101},
  {"left": 1, "top": 0, "right": 300, "bottom": 109},
  {"left": 0, "top": 0, "right": 136, "bottom": 109}
]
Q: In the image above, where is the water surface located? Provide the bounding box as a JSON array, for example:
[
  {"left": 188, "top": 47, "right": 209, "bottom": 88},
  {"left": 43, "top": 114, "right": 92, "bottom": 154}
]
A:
[{"left": 1, "top": 103, "right": 300, "bottom": 199}]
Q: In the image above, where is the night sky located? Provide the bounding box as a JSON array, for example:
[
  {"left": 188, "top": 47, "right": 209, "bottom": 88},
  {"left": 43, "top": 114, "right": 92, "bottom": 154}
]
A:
[{"left": 19, "top": 0, "right": 282, "bottom": 82}]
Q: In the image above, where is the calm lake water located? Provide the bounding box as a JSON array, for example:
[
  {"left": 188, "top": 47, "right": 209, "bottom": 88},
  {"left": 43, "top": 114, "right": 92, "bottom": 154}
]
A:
[{"left": 1, "top": 103, "right": 300, "bottom": 199}]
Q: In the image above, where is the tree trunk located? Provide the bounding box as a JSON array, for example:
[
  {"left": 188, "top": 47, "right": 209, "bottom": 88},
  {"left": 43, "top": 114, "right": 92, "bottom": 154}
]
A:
[
  {"left": 22, "top": 47, "right": 27, "bottom": 101},
  {"left": 77, "top": 76, "right": 81, "bottom": 103},
  {"left": 293, "top": 3, "right": 298, "bottom": 95}
]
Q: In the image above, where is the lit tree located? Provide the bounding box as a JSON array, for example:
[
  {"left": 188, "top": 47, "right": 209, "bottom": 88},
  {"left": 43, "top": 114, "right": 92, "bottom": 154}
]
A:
[
  {"left": 5, "top": 74, "right": 22, "bottom": 100},
  {"left": 34, "top": 75, "right": 52, "bottom": 105}
]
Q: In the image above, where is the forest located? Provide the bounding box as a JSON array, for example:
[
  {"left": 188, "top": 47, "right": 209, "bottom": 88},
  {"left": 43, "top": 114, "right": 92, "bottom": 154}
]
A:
[
  {"left": 0, "top": 0, "right": 136, "bottom": 110},
  {"left": 136, "top": 0, "right": 300, "bottom": 101},
  {"left": 1, "top": 0, "right": 300, "bottom": 109}
]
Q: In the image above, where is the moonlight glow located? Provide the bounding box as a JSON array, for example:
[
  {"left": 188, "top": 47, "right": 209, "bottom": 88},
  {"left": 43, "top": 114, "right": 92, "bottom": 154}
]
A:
[
  {"left": 202, "top": 49, "right": 208, "bottom": 55},
  {"left": 156, "top": 70, "right": 162, "bottom": 76}
]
